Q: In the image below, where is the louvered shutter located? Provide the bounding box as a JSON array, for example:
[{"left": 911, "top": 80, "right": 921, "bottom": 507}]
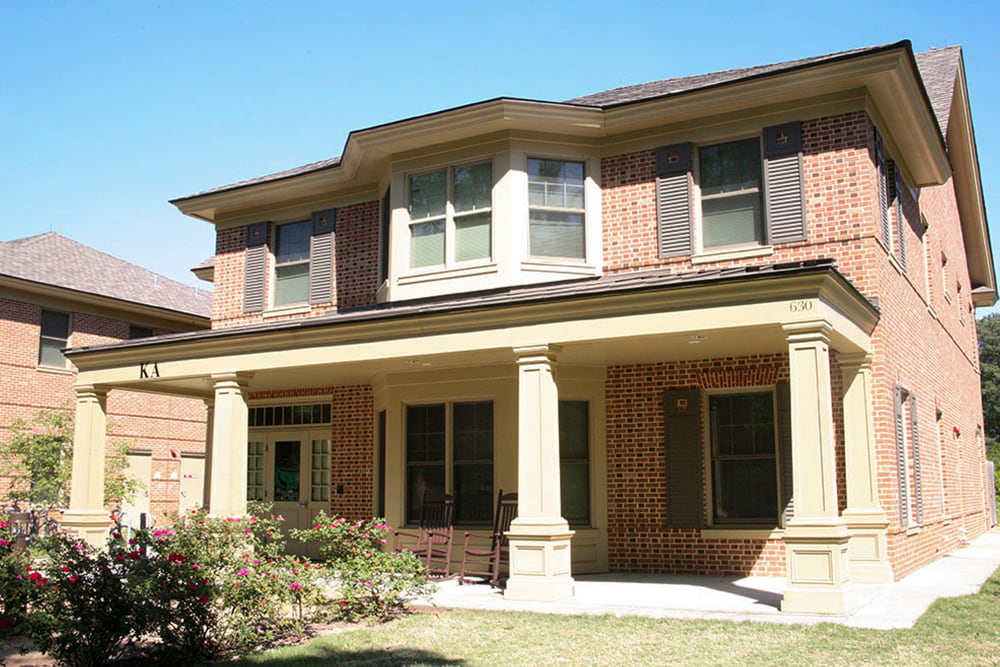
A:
[
  {"left": 894, "top": 166, "right": 907, "bottom": 270},
  {"left": 655, "top": 143, "right": 693, "bottom": 258},
  {"left": 763, "top": 122, "right": 806, "bottom": 244},
  {"left": 775, "top": 381, "right": 794, "bottom": 528},
  {"left": 909, "top": 393, "right": 923, "bottom": 524},
  {"left": 243, "top": 222, "right": 269, "bottom": 313},
  {"left": 875, "top": 130, "right": 891, "bottom": 248},
  {"left": 893, "top": 385, "right": 909, "bottom": 527},
  {"left": 309, "top": 208, "right": 335, "bottom": 305},
  {"left": 664, "top": 387, "right": 704, "bottom": 528}
]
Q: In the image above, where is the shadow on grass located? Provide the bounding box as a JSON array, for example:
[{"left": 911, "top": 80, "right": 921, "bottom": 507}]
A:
[{"left": 234, "top": 647, "right": 466, "bottom": 666}]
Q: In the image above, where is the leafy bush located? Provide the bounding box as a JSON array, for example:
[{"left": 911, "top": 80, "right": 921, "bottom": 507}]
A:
[
  {"left": 0, "top": 519, "right": 33, "bottom": 630},
  {"left": 292, "top": 512, "right": 433, "bottom": 622}
]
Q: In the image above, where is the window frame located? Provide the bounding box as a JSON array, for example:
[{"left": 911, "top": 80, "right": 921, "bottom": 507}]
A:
[
  {"left": 559, "top": 399, "right": 592, "bottom": 527},
  {"left": 404, "top": 399, "right": 495, "bottom": 526},
  {"left": 704, "top": 386, "right": 782, "bottom": 526},
  {"left": 271, "top": 219, "right": 312, "bottom": 307},
  {"left": 527, "top": 156, "right": 588, "bottom": 261},
  {"left": 693, "top": 136, "right": 767, "bottom": 254},
  {"left": 406, "top": 159, "right": 494, "bottom": 271},
  {"left": 38, "top": 309, "right": 71, "bottom": 369}
]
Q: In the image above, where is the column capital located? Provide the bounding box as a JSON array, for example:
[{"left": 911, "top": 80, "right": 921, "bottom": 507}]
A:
[
  {"left": 74, "top": 384, "right": 109, "bottom": 401},
  {"left": 782, "top": 320, "right": 833, "bottom": 345},
  {"left": 513, "top": 344, "right": 562, "bottom": 365},
  {"left": 838, "top": 352, "right": 874, "bottom": 370},
  {"left": 210, "top": 372, "right": 253, "bottom": 392}
]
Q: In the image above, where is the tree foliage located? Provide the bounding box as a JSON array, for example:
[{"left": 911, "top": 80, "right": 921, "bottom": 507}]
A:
[
  {"left": 0, "top": 408, "right": 140, "bottom": 508},
  {"left": 977, "top": 314, "right": 1000, "bottom": 492}
]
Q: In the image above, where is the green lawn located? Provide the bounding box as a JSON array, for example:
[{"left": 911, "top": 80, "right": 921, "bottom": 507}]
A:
[{"left": 233, "top": 567, "right": 1000, "bottom": 666}]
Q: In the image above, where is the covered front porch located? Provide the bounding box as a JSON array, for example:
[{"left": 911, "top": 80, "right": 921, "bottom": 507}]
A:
[{"left": 63, "top": 261, "right": 890, "bottom": 615}]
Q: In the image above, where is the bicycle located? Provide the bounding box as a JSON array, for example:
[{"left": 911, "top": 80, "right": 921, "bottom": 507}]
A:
[
  {"left": 108, "top": 505, "right": 132, "bottom": 542},
  {"left": 29, "top": 505, "right": 61, "bottom": 537}
]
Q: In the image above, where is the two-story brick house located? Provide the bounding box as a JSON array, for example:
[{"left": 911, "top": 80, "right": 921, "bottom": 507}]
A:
[
  {"left": 0, "top": 232, "right": 212, "bottom": 519},
  {"left": 62, "top": 40, "right": 994, "bottom": 615}
]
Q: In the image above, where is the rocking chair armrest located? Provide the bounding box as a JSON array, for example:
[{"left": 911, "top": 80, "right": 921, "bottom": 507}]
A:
[
  {"left": 461, "top": 531, "right": 498, "bottom": 551},
  {"left": 391, "top": 528, "right": 421, "bottom": 550}
]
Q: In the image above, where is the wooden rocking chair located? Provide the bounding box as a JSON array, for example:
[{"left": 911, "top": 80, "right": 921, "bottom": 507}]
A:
[
  {"left": 459, "top": 490, "right": 518, "bottom": 588},
  {"left": 392, "top": 493, "right": 455, "bottom": 578}
]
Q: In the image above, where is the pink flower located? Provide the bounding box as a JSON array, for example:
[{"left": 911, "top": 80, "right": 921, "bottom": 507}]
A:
[
  {"left": 0, "top": 539, "right": 7, "bottom": 547},
  {"left": 198, "top": 594, "right": 209, "bottom": 604},
  {"left": 244, "top": 528, "right": 252, "bottom": 533},
  {"left": 338, "top": 600, "right": 347, "bottom": 607},
  {"left": 115, "top": 554, "right": 125, "bottom": 562},
  {"left": 362, "top": 580, "right": 373, "bottom": 586},
  {"left": 275, "top": 515, "right": 285, "bottom": 522},
  {"left": 60, "top": 567, "right": 70, "bottom": 572},
  {"left": 289, "top": 582, "right": 301, "bottom": 591},
  {"left": 128, "top": 551, "right": 141, "bottom": 560},
  {"left": 237, "top": 568, "right": 249, "bottom": 576},
  {"left": 72, "top": 543, "right": 85, "bottom": 551},
  {"left": 69, "top": 575, "right": 78, "bottom": 584},
  {"left": 0, "top": 521, "right": 7, "bottom": 529},
  {"left": 28, "top": 571, "right": 42, "bottom": 581},
  {"left": 168, "top": 553, "right": 185, "bottom": 563}
]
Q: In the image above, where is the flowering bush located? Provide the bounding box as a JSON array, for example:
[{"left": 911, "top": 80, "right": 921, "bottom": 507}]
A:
[
  {"left": 0, "top": 519, "right": 32, "bottom": 630},
  {"left": 292, "top": 512, "right": 433, "bottom": 622}
]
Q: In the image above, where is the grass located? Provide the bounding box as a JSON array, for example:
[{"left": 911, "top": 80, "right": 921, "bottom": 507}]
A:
[{"left": 232, "top": 567, "right": 1000, "bottom": 666}]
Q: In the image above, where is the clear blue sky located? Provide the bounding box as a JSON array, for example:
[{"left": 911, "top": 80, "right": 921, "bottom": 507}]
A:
[{"left": 2, "top": 1, "right": 998, "bottom": 306}]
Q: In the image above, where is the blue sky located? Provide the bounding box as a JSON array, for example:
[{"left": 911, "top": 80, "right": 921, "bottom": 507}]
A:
[{"left": 2, "top": 1, "right": 998, "bottom": 308}]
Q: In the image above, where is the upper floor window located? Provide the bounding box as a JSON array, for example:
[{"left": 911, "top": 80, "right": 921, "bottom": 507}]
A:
[
  {"left": 273, "top": 220, "right": 311, "bottom": 306},
  {"left": 528, "top": 158, "right": 585, "bottom": 259},
  {"left": 409, "top": 162, "right": 492, "bottom": 269},
  {"left": 699, "top": 138, "right": 764, "bottom": 250},
  {"left": 39, "top": 310, "right": 70, "bottom": 368}
]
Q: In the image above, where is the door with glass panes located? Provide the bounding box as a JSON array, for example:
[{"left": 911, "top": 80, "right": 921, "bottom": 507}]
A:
[{"left": 247, "top": 429, "right": 331, "bottom": 556}]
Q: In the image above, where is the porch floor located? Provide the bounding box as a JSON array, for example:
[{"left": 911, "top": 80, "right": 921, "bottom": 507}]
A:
[{"left": 417, "top": 530, "right": 1000, "bottom": 629}]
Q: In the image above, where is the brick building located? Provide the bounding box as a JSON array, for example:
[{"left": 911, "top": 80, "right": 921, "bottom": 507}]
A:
[
  {"left": 63, "top": 40, "right": 995, "bottom": 615},
  {"left": 0, "top": 233, "right": 211, "bottom": 519}
]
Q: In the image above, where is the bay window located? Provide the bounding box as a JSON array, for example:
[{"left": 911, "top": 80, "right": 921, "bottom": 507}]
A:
[
  {"left": 528, "top": 158, "right": 586, "bottom": 259},
  {"left": 409, "top": 162, "right": 492, "bottom": 269}
]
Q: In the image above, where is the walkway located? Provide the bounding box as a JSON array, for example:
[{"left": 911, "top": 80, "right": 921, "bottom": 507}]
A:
[{"left": 421, "top": 530, "right": 1000, "bottom": 629}]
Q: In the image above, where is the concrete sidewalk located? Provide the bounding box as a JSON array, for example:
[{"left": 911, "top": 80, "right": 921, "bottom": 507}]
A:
[{"left": 419, "top": 530, "right": 1000, "bottom": 629}]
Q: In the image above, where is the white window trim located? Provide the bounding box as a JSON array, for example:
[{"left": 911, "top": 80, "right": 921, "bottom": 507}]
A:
[
  {"left": 692, "top": 136, "right": 768, "bottom": 257},
  {"left": 38, "top": 309, "right": 71, "bottom": 370},
  {"left": 270, "top": 219, "right": 311, "bottom": 308},
  {"left": 701, "top": 385, "right": 783, "bottom": 527}
]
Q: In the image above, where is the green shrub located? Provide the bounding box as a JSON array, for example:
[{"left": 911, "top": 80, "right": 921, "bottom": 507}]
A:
[
  {"left": 292, "top": 512, "right": 433, "bottom": 622},
  {"left": 0, "top": 519, "right": 33, "bottom": 630}
]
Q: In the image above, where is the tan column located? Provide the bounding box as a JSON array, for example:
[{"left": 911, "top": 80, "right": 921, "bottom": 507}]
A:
[
  {"left": 780, "top": 323, "right": 852, "bottom": 615},
  {"left": 201, "top": 398, "right": 215, "bottom": 513},
  {"left": 207, "top": 372, "right": 251, "bottom": 516},
  {"left": 63, "top": 385, "right": 111, "bottom": 547},
  {"left": 504, "top": 345, "right": 575, "bottom": 601},
  {"left": 840, "top": 353, "right": 892, "bottom": 583}
]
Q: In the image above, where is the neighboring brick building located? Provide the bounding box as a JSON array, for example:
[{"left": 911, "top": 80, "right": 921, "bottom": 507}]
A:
[
  {"left": 0, "top": 233, "right": 212, "bottom": 519},
  {"left": 63, "top": 40, "right": 995, "bottom": 616}
]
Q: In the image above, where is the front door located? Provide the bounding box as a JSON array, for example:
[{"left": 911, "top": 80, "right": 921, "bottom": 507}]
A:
[{"left": 247, "top": 429, "right": 331, "bottom": 557}]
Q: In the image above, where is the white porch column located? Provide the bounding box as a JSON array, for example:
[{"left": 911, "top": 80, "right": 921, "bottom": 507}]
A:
[
  {"left": 780, "top": 323, "right": 852, "bottom": 615},
  {"left": 207, "top": 372, "right": 251, "bottom": 516},
  {"left": 504, "top": 345, "right": 575, "bottom": 601},
  {"left": 201, "top": 398, "right": 215, "bottom": 513},
  {"left": 840, "top": 353, "right": 892, "bottom": 583},
  {"left": 63, "top": 384, "right": 110, "bottom": 547}
]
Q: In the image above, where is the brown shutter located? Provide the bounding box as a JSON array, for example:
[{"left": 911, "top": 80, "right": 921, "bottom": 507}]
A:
[
  {"left": 875, "top": 130, "right": 891, "bottom": 248},
  {"left": 655, "top": 143, "right": 693, "bottom": 258},
  {"left": 894, "top": 167, "right": 907, "bottom": 271},
  {"left": 664, "top": 387, "right": 704, "bottom": 528},
  {"left": 243, "top": 222, "right": 268, "bottom": 313},
  {"left": 763, "top": 122, "right": 806, "bottom": 244},
  {"left": 893, "top": 385, "right": 909, "bottom": 527},
  {"left": 909, "top": 393, "right": 923, "bottom": 524},
  {"left": 309, "top": 208, "right": 335, "bottom": 305},
  {"left": 775, "top": 381, "right": 794, "bottom": 528}
]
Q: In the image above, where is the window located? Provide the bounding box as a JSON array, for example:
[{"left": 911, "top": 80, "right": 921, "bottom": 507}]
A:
[
  {"left": 248, "top": 403, "right": 332, "bottom": 428},
  {"left": 699, "top": 138, "right": 764, "bottom": 249},
  {"left": 709, "top": 391, "right": 777, "bottom": 522},
  {"left": 405, "top": 401, "right": 493, "bottom": 524},
  {"left": 528, "top": 158, "right": 585, "bottom": 259},
  {"left": 409, "top": 162, "right": 492, "bottom": 269},
  {"left": 273, "top": 220, "right": 311, "bottom": 305},
  {"left": 39, "top": 310, "right": 70, "bottom": 368},
  {"left": 129, "top": 325, "right": 154, "bottom": 340},
  {"left": 559, "top": 401, "right": 590, "bottom": 525}
]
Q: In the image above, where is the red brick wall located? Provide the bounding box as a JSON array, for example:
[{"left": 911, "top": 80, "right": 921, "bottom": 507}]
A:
[
  {"left": 0, "top": 297, "right": 207, "bottom": 513},
  {"left": 212, "top": 200, "right": 381, "bottom": 329}
]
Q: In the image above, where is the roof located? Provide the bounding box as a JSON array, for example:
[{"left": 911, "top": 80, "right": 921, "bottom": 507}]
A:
[
  {"left": 175, "top": 41, "right": 939, "bottom": 202},
  {"left": 914, "top": 46, "right": 962, "bottom": 135},
  {"left": 67, "top": 258, "right": 869, "bottom": 356},
  {"left": 0, "top": 232, "right": 212, "bottom": 318}
]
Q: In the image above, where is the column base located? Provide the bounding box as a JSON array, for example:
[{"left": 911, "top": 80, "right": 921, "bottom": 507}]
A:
[
  {"left": 842, "top": 509, "right": 893, "bottom": 584},
  {"left": 504, "top": 519, "right": 575, "bottom": 601},
  {"left": 61, "top": 510, "right": 110, "bottom": 548},
  {"left": 781, "top": 520, "right": 851, "bottom": 615}
]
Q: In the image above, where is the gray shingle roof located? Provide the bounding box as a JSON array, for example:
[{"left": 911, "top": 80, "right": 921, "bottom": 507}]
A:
[
  {"left": 0, "top": 233, "right": 212, "bottom": 318},
  {"left": 914, "top": 46, "right": 961, "bottom": 135},
  {"left": 564, "top": 44, "right": 896, "bottom": 106}
]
